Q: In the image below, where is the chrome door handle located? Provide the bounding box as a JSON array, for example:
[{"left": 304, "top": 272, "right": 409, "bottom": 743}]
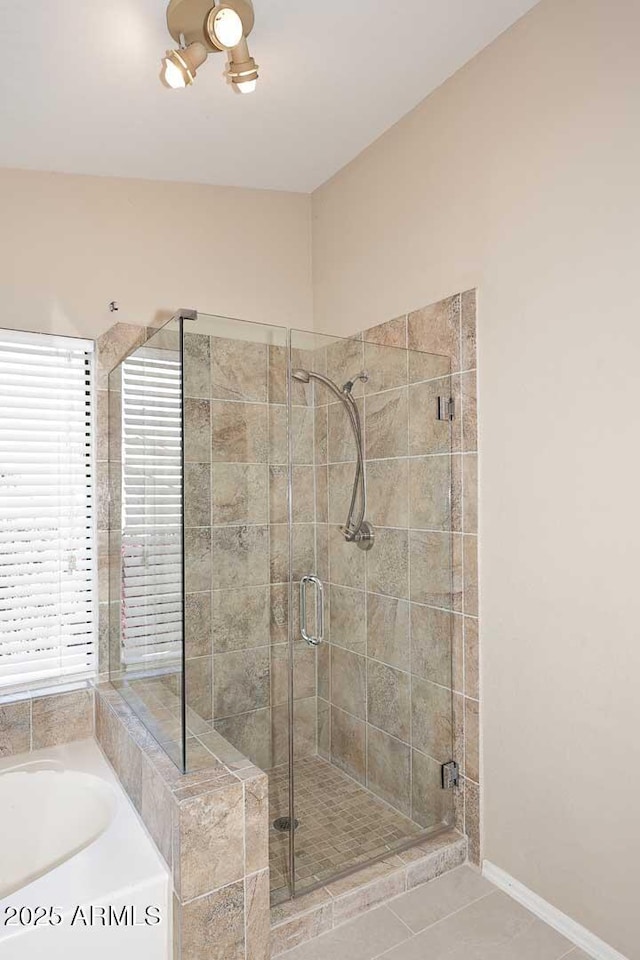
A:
[{"left": 299, "top": 576, "right": 324, "bottom": 646}]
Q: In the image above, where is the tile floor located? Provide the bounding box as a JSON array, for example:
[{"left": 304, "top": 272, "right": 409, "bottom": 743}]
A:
[
  {"left": 277, "top": 866, "right": 591, "bottom": 960},
  {"left": 268, "top": 755, "right": 425, "bottom": 903}
]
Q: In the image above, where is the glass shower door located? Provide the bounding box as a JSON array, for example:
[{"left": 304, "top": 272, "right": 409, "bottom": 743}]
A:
[{"left": 286, "top": 328, "right": 456, "bottom": 896}]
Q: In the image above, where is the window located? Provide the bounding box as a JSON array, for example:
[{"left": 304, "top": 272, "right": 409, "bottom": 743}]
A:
[
  {"left": 120, "top": 344, "right": 183, "bottom": 668},
  {"left": 0, "top": 330, "right": 95, "bottom": 690}
]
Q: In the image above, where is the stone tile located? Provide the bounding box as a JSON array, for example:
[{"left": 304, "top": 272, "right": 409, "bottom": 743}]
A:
[
  {"left": 364, "top": 388, "right": 408, "bottom": 460},
  {"left": 211, "top": 400, "right": 269, "bottom": 462},
  {"left": 211, "top": 337, "right": 268, "bottom": 402},
  {"left": 386, "top": 891, "right": 571, "bottom": 960},
  {"left": 332, "top": 870, "right": 406, "bottom": 925},
  {"left": 362, "top": 315, "right": 407, "bottom": 348},
  {"left": 140, "top": 755, "right": 173, "bottom": 866},
  {"left": 463, "top": 535, "right": 478, "bottom": 616},
  {"left": 460, "top": 370, "right": 477, "bottom": 451},
  {"left": 408, "top": 349, "right": 451, "bottom": 384},
  {"left": 271, "top": 903, "right": 333, "bottom": 956},
  {"left": 389, "top": 864, "right": 492, "bottom": 932},
  {"left": 408, "top": 380, "right": 451, "bottom": 456},
  {"left": 271, "top": 641, "right": 316, "bottom": 705},
  {"left": 331, "top": 706, "right": 366, "bottom": 783},
  {"left": 211, "top": 525, "right": 269, "bottom": 588},
  {"left": 291, "top": 406, "right": 315, "bottom": 465},
  {"left": 185, "top": 656, "right": 212, "bottom": 721},
  {"left": 409, "top": 456, "right": 451, "bottom": 531},
  {"left": 31, "top": 690, "right": 93, "bottom": 749},
  {"left": 366, "top": 726, "right": 411, "bottom": 816},
  {"left": 461, "top": 289, "right": 477, "bottom": 371},
  {"left": 214, "top": 647, "right": 270, "bottom": 718},
  {"left": 464, "top": 617, "right": 479, "bottom": 700},
  {"left": 315, "top": 465, "right": 328, "bottom": 522},
  {"left": 180, "top": 879, "right": 245, "bottom": 960},
  {"left": 366, "top": 593, "right": 410, "bottom": 671},
  {"left": 279, "top": 905, "right": 409, "bottom": 960},
  {"left": 185, "top": 592, "right": 212, "bottom": 659},
  {"left": 281, "top": 465, "right": 315, "bottom": 523},
  {"left": 465, "top": 777, "right": 481, "bottom": 864},
  {"left": 176, "top": 781, "right": 244, "bottom": 900},
  {"left": 184, "top": 398, "right": 211, "bottom": 462},
  {"left": 451, "top": 454, "right": 462, "bottom": 532},
  {"left": 0, "top": 700, "right": 30, "bottom": 757},
  {"left": 212, "top": 462, "right": 268, "bottom": 524},
  {"left": 409, "top": 531, "right": 456, "bottom": 608},
  {"left": 270, "top": 523, "right": 315, "bottom": 583},
  {"left": 367, "top": 660, "right": 411, "bottom": 742},
  {"left": 410, "top": 604, "right": 452, "bottom": 687},
  {"left": 411, "top": 676, "right": 452, "bottom": 762},
  {"left": 363, "top": 342, "right": 408, "bottom": 394},
  {"left": 212, "top": 585, "right": 270, "bottom": 652},
  {"left": 328, "top": 461, "right": 356, "bottom": 525},
  {"left": 317, "top": 697, "right": 330, "bottom": 756},
  {"left": 404, "top": 835, "right": 467, "bottom": 887},
  {"left": 314, "top": 405, "right": 328, "bottom": 463},
  {"left": 246, "top": 869, "right": 271, "bottom": 960},
  {"left": 326, "top": 337, "right": 366, "bottom": 397},
  {"left": 244, "top": 773, "right": 269, "bottom": 874},
  {"left": 183, "top": 332, "right": 211, "bottom": 399},
  {"left": 366, "top": 459, "right": 409, "bottom": 528},
  {"left": 215, "top": 708, "right": 272, "bottom": 771},
  {"left": 329, "top": 585, "right": 366, "bottom": 653},
  {"left": 184, "top": 462, "right": 210, "bottom": 527},
  {"left": 331, "top": 646, "right": 366, "bottom": 720},
  {"left": 411, "top": 749, "right": 453, "bottom": 829},
  {"left": 407, "top": 295, "right": 460, "bottom": 371},
  {"left": 328, "top": 525, "right": 365, "bottom": 589},
  {"left": 367, "top": 527, "right": 409, "bottom": 599},
  {"left": 268, "top": 404, "right": 288, "bottom": 465},
  {"left": 328, "top": 400, "right": 360, "bottom": 464},
  {"left": 272, "top": 697, "right": 317, "bottom": 765},
  {"left": 465, "top": 697, "right": 480, "bottom": 783},
  {"left": 270, "top": 584, "right": 289, "bottom": 644},
  {"left": 462, "top": 453, "right": 478, "bottom": 533},
  {"left": 185, "top": 526, "right": 212, "bottom": 593},
  {"left": 268, "top": 345, "right": 289, "bottom": 405}
]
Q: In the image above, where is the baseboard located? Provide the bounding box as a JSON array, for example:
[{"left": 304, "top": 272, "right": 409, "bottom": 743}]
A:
[{"left": 482, "top": 861, "right": 629, "bottom": 960}]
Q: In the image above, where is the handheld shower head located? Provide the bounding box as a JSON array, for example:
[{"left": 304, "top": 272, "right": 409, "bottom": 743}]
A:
[
  {"left": 292, "top": 369, "right": 311, "bottom": 383},
  {"left": 342, "top": 371, "right": 369, "bottom": 394}
]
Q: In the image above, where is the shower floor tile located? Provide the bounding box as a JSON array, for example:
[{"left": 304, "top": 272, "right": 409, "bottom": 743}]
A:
[{"left": 268, "top": 755, "right": 423, "bottom": 903}]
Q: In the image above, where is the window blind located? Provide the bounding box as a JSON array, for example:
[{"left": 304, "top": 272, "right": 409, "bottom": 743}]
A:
[
  {"left": 120, "top": 346, "right": 183, "bottom": 667},
  {"left": 0, "top": 330, "right": 95, "bottom": 690}
]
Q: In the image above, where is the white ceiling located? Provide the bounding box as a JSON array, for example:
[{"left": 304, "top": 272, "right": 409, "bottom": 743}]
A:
[{"left": 0, "top": 0, "right": 539, "bottom": 193}]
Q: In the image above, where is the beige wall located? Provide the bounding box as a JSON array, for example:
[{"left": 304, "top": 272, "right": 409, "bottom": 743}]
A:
[
  {"left": 0, "top": 168, "right": 312, "bottom": 340},
  {"left": 312, "top": 0, "right": 640, "bottom": 956}
]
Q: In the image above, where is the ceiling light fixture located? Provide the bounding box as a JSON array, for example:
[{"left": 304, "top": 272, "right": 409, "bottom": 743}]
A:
[{"left": 162, "top": 0, "right": 259, "bottom": 94}]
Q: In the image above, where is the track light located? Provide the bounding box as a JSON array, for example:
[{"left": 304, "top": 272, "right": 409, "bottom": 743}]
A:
[
  {"left": 161, "top": 42, "right": 207, "bottom": 88},
  {"left": 163, "top": 0, "right": 259, "bottom": 94}
]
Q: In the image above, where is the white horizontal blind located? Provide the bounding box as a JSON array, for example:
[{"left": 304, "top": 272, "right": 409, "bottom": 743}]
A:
[
  {"left": 121, "top": 345, "right": 183, "bottom": 667},
  {"left": 0, "top": 330, "right": 95, "bottom": 690}
]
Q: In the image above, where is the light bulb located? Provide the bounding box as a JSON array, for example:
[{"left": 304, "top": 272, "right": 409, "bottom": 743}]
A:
[
  {"left": 211, "top": 6, "right": 244, "bottom": 48},
  {"left": 163, "top": 58, "right": 186, "bottom": 88},
  {"left": 236, "top": 78, "right": 257, "bottom": 93}
]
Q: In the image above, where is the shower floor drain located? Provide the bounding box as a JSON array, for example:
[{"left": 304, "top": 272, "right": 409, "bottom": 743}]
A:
[{"left": 273, "top": 817, "right": 299, "bottom": 832}]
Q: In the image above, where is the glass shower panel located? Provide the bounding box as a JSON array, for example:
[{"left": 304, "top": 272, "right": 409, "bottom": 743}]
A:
[
  {"left": 286, "top": 328, "right": 455, "bottom": 896},
  {"left": 108, "top": 317, "right": 187, "bottom": 771},
  {"left": 179, "top": 312, "right": 291, "bottom": 786}
]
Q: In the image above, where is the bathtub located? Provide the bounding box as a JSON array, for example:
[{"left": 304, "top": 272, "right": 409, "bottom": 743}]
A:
[{"left": 0, "top": 738, "right": 171, "bottom": 959}]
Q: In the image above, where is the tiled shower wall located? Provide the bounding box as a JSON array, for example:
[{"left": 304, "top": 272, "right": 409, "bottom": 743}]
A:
[
  {"left": 182, "top": 332, "right": 319, "bottom": 770},
  {"left": 313, "top": 291, "right": 479, "bottom": 859},
  {"left": 364, "top": 292, "right": 479, "bottom": 861}
]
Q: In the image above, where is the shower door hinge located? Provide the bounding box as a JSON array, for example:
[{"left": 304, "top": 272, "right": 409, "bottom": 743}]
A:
[
  {"left": 437, "top": 397, "right": 455, "bottom": 421},
  {"left": 441, "top": 760, "right": 460, "bottom": 789}
]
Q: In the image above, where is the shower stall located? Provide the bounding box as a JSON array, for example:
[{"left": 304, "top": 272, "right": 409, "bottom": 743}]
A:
[{"left": 107, "top": 309, "right": 456, "bottom": 905}]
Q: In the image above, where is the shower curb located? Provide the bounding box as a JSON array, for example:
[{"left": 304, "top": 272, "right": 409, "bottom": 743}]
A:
[{"left": 270, "top": 829, "right": 467, "bottom": 956}]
